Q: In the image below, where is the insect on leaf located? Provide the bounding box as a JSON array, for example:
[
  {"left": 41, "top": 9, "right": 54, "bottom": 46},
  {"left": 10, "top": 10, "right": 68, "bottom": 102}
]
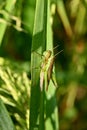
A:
[{"left": 40, "top": 49, "right": 63, "bottom": 91}]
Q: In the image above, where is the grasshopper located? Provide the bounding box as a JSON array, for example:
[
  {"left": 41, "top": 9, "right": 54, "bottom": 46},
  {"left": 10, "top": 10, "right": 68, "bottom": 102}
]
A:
[{"left": 40, "top": 47, "right": 63, "bottom": 91}]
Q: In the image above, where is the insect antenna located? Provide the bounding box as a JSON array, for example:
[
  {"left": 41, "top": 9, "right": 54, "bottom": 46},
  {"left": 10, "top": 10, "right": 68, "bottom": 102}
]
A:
[
  {"left": 53, "top": 44, "right": 59, "bottom": 50},
  {"left": 53, "top": 49, "right": 63, "bottom": 58}
]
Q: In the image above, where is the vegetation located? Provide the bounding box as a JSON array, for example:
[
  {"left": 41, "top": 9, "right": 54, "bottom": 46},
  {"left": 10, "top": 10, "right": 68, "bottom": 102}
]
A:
[{"left": 0, "top": 0, "right": 87, "bottom": 130}]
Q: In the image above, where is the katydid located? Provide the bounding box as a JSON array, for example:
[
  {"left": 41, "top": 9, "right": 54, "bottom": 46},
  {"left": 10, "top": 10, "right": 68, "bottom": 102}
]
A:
[{"left": 40, "top": 49, "right": 63, "bottom": 91}]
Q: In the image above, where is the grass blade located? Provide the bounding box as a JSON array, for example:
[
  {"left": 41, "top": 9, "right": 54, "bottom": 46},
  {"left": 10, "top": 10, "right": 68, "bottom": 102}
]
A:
[
  {"left": 30, "top": 0, "right": 47, "bottom": 129},
  {"left": 0, "top": 99, "right": 16, "bottom": 130},
  {"left": 0, "top": 0, "right": 16, "bottom": 45},
  {"left": 45, "top": 0, "right": 59, "bottom": 130},
  {"left": 57, "top": 0, "right": 73, "bottom": 37}
]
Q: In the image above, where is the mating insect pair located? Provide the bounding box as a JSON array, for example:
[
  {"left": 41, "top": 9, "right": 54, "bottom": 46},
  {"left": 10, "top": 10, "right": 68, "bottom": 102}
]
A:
[{"left": 33, "top": 45, "right": 63, "bottom": 91}]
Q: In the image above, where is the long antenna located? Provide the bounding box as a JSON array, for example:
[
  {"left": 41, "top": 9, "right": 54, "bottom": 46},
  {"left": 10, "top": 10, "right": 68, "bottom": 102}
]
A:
[
  {"left": 53, "top": 44, "right": 59, "bottom": 50},
  {"left": 53, "top": 49, "right": 63, "bottom": 58}
]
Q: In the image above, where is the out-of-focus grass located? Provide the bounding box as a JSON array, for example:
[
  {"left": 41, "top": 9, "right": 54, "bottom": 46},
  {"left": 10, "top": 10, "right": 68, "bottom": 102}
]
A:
[
  {"left": 0, "top": 57, "right": 30, "bottom": 130},
  {"left": 0, "top": 99, "right": 16, "bottom": 130},
  {"left": 53, "top": 0, "right": 87, "bottom": 130},
  {"left": 0, "top": 0, "right": 16, "bottom": 45}
]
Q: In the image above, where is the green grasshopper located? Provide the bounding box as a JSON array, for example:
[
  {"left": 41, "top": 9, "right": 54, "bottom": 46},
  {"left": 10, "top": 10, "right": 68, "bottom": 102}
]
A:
[{"left": 40, "top": 47, "right": 63, "bottom": 91}]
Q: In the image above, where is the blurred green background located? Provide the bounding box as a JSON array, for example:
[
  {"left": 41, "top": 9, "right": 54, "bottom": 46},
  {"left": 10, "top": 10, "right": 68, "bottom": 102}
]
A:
[{"left": 0, "top": 0, "right": 87, "bottom": 130}]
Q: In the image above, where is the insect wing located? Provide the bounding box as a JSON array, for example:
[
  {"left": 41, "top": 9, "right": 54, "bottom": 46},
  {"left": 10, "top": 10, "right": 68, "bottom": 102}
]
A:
[
  {"left": 46, "top": 57, "right": 54, "bottom": 90},
  {"left": 47, "top": 57, "right": 58, "bottom": 90}
]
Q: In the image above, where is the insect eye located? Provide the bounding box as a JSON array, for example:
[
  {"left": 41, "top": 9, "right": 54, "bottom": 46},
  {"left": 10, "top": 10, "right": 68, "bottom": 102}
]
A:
[
  {"left": 43, "top": 51, "right": 47, "bottom": 56},
  {"left": 43, "top": 50, "right": 52, "bottom": 61}
]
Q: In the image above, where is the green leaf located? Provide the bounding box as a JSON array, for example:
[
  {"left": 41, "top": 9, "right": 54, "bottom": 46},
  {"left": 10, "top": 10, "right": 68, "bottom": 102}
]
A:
[
  {"left": 57, "top": 0, "right": 72, "bottom": 37},
  {"left": 30, "top": 0, "right": 59, "bottom": 129},
  {"left": 0, "top": 0, "right": 16, "bottom": 45},
  {"left": 45, "top": 0, "right": 59, "bottom": 130},
  {"left": 30, "top": 0, "right": 47, "bottom": 129},
  {"left": 0, "top": 99, "right": 16, "bottom": 130}
]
